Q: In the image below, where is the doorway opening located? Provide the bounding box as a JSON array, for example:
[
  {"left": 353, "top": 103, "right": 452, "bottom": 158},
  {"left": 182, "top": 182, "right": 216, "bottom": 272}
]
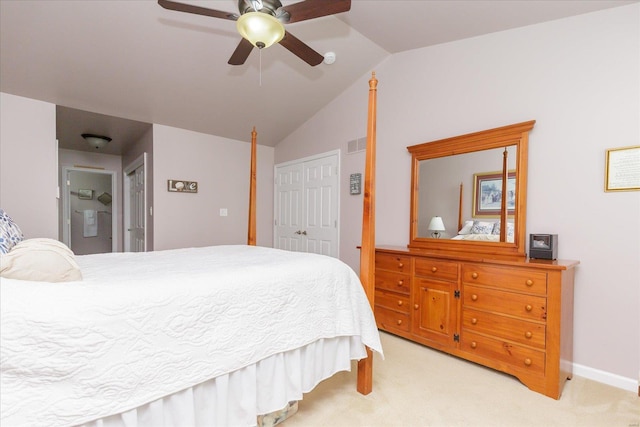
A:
[{"left": 62, "top": 167, "right": 117, "bottom": 255}]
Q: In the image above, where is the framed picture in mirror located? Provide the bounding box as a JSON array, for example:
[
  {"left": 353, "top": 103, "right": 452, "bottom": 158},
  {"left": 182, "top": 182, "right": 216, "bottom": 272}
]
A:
[{"left": 473, "top": 171, "right": 516, "bottom": 217}]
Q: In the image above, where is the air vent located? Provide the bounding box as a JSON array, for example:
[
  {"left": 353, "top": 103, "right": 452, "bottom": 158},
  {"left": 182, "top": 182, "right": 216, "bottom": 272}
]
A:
[{"left": 347, "top": 137, "right": 367, "bottom": 154}]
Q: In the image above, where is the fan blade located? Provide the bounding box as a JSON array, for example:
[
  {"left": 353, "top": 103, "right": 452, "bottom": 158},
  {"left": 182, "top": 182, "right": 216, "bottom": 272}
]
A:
[
  {"left": 284, "top": 0, "right": 351, "bottom": 23},
  {"left": 228, "top": 38, "right": 254, "bottom": 65},
  {"left": 279, "top": 31, "right": 324, "bottom": 66},
  {"left": 158, "top": 0, "right": 238, "bottom": 21}
]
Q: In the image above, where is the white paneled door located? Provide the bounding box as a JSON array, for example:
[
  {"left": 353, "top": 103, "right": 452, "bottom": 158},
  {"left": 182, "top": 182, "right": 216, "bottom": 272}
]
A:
[
  {"left": 128, "top": 164, "right": 145, "bottom": 252},
  {"left": 274, "top": 151, "right": 339, "bottom": 257},
  {"left": 124, "top": 153, "right": 146, "bottom": 252}
]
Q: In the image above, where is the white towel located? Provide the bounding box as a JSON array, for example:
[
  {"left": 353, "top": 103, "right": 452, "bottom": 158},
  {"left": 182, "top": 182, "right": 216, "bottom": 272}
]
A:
[{"left": 83, "top": 210, "right": 98, "bottom": 237}]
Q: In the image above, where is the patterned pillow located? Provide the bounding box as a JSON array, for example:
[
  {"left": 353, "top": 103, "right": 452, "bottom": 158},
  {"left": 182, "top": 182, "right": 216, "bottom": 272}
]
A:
[
  {"left": 471, "top": 220, "right": 494, "bottom": 235},
  {"left": 492, "top": 221, "right": 514, "bottom": 238},
  {"left": 0, "top": 209, "right": 24, "bottom": 254}
]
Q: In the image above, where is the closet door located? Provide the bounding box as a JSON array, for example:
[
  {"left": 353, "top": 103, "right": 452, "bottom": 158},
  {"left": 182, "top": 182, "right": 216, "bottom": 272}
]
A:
[
  {"left": 301, "top": 155, "right": 338, "bottom": 256},
  {"left": 274, "top": 163, "right": 304, "bottom": 252},
  {"left": 274, "top": 151, "right": 339, "bottom": 257}
]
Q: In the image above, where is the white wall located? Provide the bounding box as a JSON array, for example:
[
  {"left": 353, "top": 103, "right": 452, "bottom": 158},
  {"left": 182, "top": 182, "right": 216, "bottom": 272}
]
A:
[
  {"left": 275, "top": 5, "right": 640, "bottom": 388},
  {"left": 1, "top": 95, "right": 275, "bottom": 252},
  {"left": 153, "top": 124, "right": 274, "bottom": 250},
  {"left": 0, "top": 93, "right": 57, "bottom": 238}
]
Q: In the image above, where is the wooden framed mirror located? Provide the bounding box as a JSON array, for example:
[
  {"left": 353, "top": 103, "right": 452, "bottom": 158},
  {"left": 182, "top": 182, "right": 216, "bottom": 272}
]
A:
[{"left": 407, "top": 121, "right": 535, "bottom": 258}]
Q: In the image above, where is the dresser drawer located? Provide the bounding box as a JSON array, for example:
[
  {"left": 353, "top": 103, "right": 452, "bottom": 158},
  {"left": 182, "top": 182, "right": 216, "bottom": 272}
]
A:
[
  {"left": 415, "top": 258, "right": 459, "bottom": 282},
  {"left": 375, "top": 289, "right": 410, "bottom": 314},
  {"left": 461, "top": 331, "right": 545, "bottom": 374},
  {"left": 462, "top": 264, "right": 547, "bottom": 295},
  {"left": 375, "top": 305, "right": 410, "bottom": 333},
  {"left": 462, "top": 308, "right": 546, "bottom": 349},
  {"left": 464, "top": 284, "right": 546, "bottom": 322},
  {"left": 375, "top": 269, "right": 410, "bottom": 294},
  {"left": 375, "top": 252, "right": 412, "bottom": 274}
]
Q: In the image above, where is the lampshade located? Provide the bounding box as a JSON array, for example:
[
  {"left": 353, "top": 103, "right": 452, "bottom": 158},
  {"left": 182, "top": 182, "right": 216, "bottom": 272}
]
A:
[
  {"left": 82, "top": 134, "right": 112, "bottom": 149},
  {"left": 428, "top": 216, "right": 446, "bottom": 238},
  {"left": 236, "top": 11, "right": 285, "bottom": 49}
]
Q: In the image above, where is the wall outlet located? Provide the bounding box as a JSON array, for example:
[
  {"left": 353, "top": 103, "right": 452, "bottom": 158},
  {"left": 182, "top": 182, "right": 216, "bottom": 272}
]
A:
[{"left": 219, "top": 208, "right": 228, "bottom": 217}]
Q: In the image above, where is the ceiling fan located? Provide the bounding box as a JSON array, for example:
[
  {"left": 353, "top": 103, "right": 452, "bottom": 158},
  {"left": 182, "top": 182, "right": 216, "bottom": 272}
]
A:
[{"left": 158, "top": 0, "right": 351, "bottom": 66}]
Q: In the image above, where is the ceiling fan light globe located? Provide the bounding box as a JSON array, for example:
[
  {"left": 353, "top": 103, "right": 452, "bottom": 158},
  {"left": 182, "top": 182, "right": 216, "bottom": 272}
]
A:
[{"left": 236, "top": 11, "right": 284, "bottom": 49}]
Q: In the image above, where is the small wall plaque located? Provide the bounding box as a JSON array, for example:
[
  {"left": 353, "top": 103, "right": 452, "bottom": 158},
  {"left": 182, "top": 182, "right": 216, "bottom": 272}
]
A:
[
  {"left": 168, "top": 180, "right": 198, "bottom": 193},
  {"left": 350, "top": 173, "right": 362, "bottom": 195},
  {"left": 78, "top": 189, "right": 93, "bottom": 200}
]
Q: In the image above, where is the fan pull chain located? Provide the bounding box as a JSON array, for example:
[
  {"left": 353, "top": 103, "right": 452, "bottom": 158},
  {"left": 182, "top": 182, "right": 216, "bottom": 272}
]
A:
[{"left": 259, "top": 48, "right": 263, "bottom": 86}]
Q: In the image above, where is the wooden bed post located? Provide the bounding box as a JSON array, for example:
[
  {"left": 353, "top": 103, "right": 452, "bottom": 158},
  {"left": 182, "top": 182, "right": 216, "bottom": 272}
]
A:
[
  {"left": 500, "top": 148, "right": 508, "bottom": 242},
  {"left": 248, "top": 127, "right": 257, "bottom": 246},
  {"left": 458, "top": 182, "right": 464, "bottom": 233},
  {"left": 357, "top": 72, "right": 378, "bottom": 395}
]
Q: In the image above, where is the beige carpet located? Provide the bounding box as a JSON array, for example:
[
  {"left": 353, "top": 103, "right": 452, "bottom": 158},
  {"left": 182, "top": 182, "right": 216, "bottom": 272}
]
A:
[{"left": 284, "top": 332, "right": 639, "bottom": 427}]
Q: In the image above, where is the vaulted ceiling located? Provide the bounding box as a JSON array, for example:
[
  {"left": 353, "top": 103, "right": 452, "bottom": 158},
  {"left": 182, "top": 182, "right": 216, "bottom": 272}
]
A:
[{"left": 1, "top": 0, "right": 635, "bottom": 153}]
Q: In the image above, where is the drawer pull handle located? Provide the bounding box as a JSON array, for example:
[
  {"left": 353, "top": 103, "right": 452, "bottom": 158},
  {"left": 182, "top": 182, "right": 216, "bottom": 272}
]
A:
[
  {"left": 431, "top": 266, "right": 438, "bottom": 273},
  {"left": 525, "top": 331, "right": 532, "bottom": 339},
  {"left": 397, "top": 262, "right": 404, "bottom": 268},
  {"left": 526, "top": 279, "right": 534, "bottom": 287},
  {"left": 397, "top": 280, "right": 404, "bottom": 286},
  {"left": 524, "top": 358, "right": 532, "bottom": 366},
  {"left": 471, "top": 272, "right": 479, "bottom": 279},
  {"left": 525, "top": 304, "right": 533, "bottom": 312},
  {"left": 397, "top": 300, "right": 403, "bottom": 307},
  {"left": 396, "top": 319, "right": 403, "bottom": 326},
  {"left": 471, "top": 294, "right": 478, "bottom": 301},
  {"left": 470, "top": 341, "right": 477, "bottom": 349},
  {"left": 471, "top": 317, "right": 478, "bottom": 325},
  {"left": 414, "top": 304, "right": 419, "bottom": 310}
]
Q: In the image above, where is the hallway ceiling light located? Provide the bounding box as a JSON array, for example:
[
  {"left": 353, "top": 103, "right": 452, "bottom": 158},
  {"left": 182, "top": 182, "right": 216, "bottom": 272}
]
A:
[{"left": 82, "top": 133, "right": 112, "bottom": 149}]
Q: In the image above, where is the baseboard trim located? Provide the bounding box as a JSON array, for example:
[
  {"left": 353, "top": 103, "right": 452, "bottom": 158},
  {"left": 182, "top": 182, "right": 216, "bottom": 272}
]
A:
[{"left": 573, "top": 363, "right": 638, "bottom": 393}]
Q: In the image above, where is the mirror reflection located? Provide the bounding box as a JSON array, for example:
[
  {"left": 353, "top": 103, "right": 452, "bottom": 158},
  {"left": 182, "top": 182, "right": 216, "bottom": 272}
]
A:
[{"left": 417, "top": 145, "right": 517, "bottom": 242}]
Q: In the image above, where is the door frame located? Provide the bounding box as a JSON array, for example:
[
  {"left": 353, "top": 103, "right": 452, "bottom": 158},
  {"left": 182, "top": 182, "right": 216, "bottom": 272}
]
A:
[
  {"left": 62, "top": 166, "right": 118, "bottom": 252},
  {"left": 123, "top": 153, "right": 147, "bottom": 252},
  {"left": 273, "top": 149, "right": 341, "bottom": 257}
]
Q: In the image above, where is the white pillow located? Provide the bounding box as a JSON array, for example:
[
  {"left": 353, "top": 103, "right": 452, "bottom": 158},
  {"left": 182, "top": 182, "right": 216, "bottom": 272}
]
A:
[
  {"left": 458, "top": 220, "right": 474, "bottom": 235},
  {"left": 0, "top": 238, "right": 82, "bottom": 282}
]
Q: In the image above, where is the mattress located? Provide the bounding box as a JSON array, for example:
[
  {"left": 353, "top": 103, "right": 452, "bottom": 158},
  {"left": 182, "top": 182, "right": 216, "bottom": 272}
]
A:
[{"left": 1, "top": 245, "right": 382, "bottom": 426}]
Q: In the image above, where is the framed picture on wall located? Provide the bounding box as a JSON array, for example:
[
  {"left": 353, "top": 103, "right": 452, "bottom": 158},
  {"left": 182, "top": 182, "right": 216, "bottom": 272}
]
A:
[
  {"left": 78, "top": 189, "right": 93, "bottom": 200},
  {"left": 605, "top": 145, "right": 640, "bottom": 192},
  {"left": 472, "top": 171, "right": 516, "bottom": 217}
]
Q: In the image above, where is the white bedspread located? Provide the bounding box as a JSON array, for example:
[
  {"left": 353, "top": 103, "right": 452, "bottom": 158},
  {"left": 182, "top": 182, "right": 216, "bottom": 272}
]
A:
[{"left": 0, "top": 245, "right": 382, "bottom": 427}]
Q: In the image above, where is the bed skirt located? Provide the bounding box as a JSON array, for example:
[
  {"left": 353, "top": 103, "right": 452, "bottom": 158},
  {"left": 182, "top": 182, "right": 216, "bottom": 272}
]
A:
[{"left": 78, "top": 335, "right": 366, "bottom": 427}]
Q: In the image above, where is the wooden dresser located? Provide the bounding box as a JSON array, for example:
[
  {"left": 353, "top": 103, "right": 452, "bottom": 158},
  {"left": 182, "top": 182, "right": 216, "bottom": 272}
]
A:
[{"left": 374, "top": 245, "right": 579, "bottom": 399}]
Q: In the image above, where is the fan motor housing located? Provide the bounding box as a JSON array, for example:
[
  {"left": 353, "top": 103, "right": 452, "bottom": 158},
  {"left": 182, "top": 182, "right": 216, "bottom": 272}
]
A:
[{"left": 238, "top": 0, "right": 282, "bottom": 17}]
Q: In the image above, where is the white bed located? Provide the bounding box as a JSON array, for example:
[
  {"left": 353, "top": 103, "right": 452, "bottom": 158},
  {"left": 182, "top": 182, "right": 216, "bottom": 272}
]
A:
[
  {"left": 0, "top": 244, "right": 382, "bottom": 426},
  {"left": 453, "top": 219, "right": 515, "bottom": 243}
]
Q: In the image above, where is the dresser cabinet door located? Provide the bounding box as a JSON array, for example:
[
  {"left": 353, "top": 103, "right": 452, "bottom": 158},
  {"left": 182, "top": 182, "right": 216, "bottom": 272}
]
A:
[{"left": 411, "top": 258, "right": 459, "bottom": 347}]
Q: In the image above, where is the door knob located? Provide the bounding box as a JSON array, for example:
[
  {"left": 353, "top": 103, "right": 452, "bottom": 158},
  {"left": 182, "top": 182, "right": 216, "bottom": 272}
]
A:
[{"left": 301, "top": 230, "right": 307, "bottom": 235}]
